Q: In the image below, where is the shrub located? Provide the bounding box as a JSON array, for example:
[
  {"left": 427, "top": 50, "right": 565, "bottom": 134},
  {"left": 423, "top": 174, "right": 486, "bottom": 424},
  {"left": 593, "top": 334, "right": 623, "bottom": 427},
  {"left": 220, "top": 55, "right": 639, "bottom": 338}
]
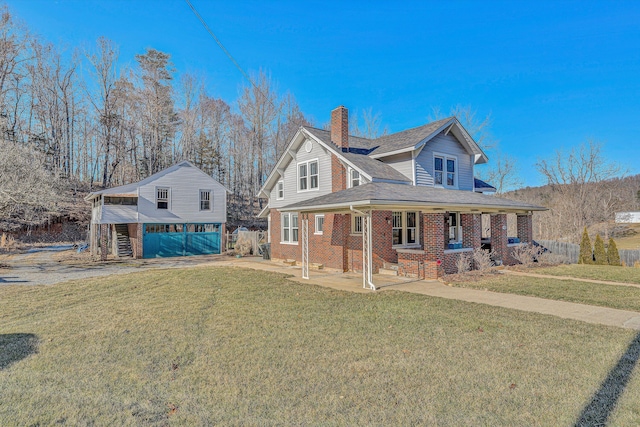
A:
[
  {"left": 472, "top": 248, "right": 494, "bottom": 271},
  {"left": 579, "top": 227, "right": 593, "bottom": 264},
  {"left": 456, "top": 252, "right": 472, "bottom": 274},
  {"left": 593, "top": 234, "right": 607, "bottom": 265},
  {"left": 511, "top": 244, "right": 540, "bottom": 266},
  {"left": 234, "top": 235, "right": 253, "bottom": 256},
  {"left": 537, "top": 251, "right": 568, "bottom": 265},
  {"left": 607, "top": 238, "right": 621, "bottom": 266}
]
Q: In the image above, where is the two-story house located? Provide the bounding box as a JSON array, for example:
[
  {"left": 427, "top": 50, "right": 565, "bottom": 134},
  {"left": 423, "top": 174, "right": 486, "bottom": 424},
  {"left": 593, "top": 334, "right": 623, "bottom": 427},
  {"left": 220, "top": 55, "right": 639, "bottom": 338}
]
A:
[
  {"left": 258, "top": 106, "right": 545, "bottom": 288},
  {"left": 86, "top": 161, "right": 228, "bottom": 260}
]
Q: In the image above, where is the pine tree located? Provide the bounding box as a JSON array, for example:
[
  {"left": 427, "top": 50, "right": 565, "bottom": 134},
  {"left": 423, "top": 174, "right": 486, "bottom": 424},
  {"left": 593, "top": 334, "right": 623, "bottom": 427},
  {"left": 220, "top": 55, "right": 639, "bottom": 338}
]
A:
[
  {"left": 579, "top": 227, "right": 593, "bottom": 264},
  {"left": 607, "top": 238, "right": 622, "bottom": 266},
  {"left": 593, "top": 234, "right": 607, "bottom": 265}
]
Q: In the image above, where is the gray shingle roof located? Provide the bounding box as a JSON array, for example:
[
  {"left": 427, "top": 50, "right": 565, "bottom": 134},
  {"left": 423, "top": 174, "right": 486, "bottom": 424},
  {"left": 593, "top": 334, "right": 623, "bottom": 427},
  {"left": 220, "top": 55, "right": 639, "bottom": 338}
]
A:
[
  {"left": 340, "top": 152, "right": 412, "bottom": 183},
  {"left": 474, "top": 177, "right": 496, "bottom": 191},
  {"left": 280, "top": 182, "right": 545, "bottom": 212},
  {"left": 367, "top": 117, "right": 453, "bottom": 156},
  {"left": 304, "top": 126, "right": 377, "bottom": 151}
]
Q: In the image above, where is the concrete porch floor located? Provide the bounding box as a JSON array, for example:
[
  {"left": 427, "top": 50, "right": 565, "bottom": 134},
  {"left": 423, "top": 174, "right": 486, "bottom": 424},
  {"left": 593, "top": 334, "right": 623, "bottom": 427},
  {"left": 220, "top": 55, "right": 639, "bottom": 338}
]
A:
[{"left": 213, "top": 256, "right": 640, "bottom": 331}]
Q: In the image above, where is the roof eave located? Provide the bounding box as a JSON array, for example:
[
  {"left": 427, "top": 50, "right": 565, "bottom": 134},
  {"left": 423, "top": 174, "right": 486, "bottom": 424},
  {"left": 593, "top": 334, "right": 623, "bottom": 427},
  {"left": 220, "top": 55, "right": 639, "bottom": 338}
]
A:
[{"left": 280, "top": 199, "right": 546, "bottom": 214}]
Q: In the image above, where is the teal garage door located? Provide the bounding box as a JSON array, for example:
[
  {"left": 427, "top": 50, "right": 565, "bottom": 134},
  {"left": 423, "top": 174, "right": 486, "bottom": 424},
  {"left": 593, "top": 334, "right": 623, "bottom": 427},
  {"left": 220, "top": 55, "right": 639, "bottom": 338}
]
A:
[{"left": 143, "top": 223, "right": 221, "bottom": 258}]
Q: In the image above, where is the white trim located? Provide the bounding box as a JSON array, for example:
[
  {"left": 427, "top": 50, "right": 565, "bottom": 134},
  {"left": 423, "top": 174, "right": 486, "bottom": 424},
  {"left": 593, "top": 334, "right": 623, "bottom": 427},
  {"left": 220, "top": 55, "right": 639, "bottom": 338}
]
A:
[
  {"left": 296, "top": 158, "right": 319, "bottom": 193},
  {"left": 348, "top": 167, "right": 361, "bottom": 188},
  {"left": 391, "top": 211, "right": 420, "bottom": 247},
  {"left": 276, "top": 180, "right": 284, "bottom": 200},
  {"left": 433, "top": 152, "right": 458, "bottom": 189},
  {"left": 314, "top": 214, "right": 324, "bottom": 235},
  {"left": 351, "top": 214, "right": 363, "bottom": 234},
  {"left": 446, "top": 212, "right": 462, "bottom": 243},
  {"left": 199, "top": 189, "right": 212, "bottom": 211},
  {"left": 156, "top": 186, "right": 170, "bottom": 210},
  {"left": 280, "top": 212, "right": 299, "bottom": 244}
]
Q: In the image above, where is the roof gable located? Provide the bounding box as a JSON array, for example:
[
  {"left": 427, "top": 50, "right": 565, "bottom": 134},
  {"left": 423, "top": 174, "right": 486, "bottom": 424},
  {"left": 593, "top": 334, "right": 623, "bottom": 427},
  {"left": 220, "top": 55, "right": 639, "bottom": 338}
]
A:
[{"left": 85, "top": 161, "right": 227, "bottom": 200}]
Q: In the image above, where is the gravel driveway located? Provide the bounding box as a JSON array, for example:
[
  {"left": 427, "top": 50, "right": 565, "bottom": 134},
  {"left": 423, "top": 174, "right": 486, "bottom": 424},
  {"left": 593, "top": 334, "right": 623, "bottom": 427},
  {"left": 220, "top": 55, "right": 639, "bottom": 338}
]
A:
[{"left": 0, "top": 249, "right": 227, "bottom": 286}]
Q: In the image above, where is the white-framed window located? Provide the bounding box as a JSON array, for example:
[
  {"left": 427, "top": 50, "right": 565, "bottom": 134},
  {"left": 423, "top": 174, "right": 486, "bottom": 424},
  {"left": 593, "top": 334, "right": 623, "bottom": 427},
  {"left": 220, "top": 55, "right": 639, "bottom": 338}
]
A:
[
  {"left": 447, "top": 212, "right": 462, "bottom": 242},
  {"left": 276, "top": 181, "right": 284, "bottom": 200},
  {"left": 434, "top": 154, "right": 457, "bottom": 188},
  {"left": 392, "top": 211, "right": 419, "bottom": 246},
  {"left": 298, "top": 159, "right": 319, "bottom": 191},
  {"left": 156, "top": 187, "right": 169, "bottom": 210},
  {"left": 315, "top": 214, "right": 324, "bottom": 235},
  {"left": 199, "top": 190, "right": 211, "bottom": 211},
  {"left": 281, "top": 213, "right": 299, "bottom": 244},
  {"left": 352, "top": 215, "right": 363, "bottom": 234},
  {"left": 350, "top": 168, "right": 361, "bottom": 188}
]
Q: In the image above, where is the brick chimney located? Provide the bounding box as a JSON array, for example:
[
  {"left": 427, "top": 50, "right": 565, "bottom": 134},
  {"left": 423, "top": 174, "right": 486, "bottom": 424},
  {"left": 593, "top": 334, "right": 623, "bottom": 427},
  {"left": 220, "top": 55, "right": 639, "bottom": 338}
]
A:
[{"left": 331, "top": 105, "right": 349, "bottom": 151}]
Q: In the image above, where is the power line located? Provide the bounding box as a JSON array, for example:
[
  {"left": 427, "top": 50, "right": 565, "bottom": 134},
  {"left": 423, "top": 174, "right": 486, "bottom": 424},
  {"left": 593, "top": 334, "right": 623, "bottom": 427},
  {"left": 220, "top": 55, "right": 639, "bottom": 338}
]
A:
[{"left": 184, "top": 0, "right": 279, "bottom": 112}]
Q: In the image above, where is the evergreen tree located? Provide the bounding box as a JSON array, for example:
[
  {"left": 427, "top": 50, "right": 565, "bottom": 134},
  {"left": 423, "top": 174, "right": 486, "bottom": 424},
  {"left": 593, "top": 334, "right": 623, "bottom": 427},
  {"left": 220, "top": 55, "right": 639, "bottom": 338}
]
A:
[
  {"left": 579, "top": 227, "right": 593, "bottom": 264},
  {"left": 607, "top": 238, "right": 622, "bottom": 266},
  {"left": 593, "top": 234, "right": 607, "bottom": 265}
]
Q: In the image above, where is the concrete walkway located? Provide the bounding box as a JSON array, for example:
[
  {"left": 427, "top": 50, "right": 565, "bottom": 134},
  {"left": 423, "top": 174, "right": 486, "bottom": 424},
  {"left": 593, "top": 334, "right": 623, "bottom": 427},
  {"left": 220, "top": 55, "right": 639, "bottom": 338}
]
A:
[
  {"left": 501, "top": 269, "right": 640, "bottom": 289},
  {"left": 218, "top": 257, "right": 640, "bottom": 331}
]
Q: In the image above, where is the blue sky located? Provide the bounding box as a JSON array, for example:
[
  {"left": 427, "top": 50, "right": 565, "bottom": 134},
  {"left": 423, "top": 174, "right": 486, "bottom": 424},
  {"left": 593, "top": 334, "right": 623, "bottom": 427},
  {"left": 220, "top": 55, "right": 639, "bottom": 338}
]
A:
[{"left": 11, "top": 0, "right": 640, "bottom": 186}]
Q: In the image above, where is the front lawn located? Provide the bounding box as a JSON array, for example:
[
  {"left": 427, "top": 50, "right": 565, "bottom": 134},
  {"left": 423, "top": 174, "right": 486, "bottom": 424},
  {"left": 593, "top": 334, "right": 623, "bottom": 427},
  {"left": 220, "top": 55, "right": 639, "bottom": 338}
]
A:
[
  {"left": 529, "top": 264, "right": 640, "bottom": 284},
  {"left": 1, "top": 267, "right": 639, "bottom": 425},
  {"left": 450, "top": 273, "right": 640, "bottom": 312}
]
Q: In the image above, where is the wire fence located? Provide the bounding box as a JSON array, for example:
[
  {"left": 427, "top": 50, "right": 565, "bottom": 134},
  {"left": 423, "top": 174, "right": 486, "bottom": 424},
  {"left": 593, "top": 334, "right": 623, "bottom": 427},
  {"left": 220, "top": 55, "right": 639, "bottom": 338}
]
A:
[{"left": 536, "top": 239, "right": 640, "bottom": 267}]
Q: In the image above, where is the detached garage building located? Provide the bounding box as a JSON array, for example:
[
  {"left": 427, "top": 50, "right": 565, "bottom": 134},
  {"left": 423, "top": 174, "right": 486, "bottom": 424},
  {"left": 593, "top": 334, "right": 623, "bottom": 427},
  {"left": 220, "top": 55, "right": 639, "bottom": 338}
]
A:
[{"left": 86, "top": 161, "right": 228, "bottom": 260}]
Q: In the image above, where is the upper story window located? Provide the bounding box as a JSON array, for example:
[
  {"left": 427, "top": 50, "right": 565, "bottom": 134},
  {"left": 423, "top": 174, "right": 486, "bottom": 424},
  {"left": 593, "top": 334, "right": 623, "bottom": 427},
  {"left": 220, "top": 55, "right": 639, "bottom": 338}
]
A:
[
  {"left": 350, "top": 169, "right": 361, "bottom": 188},
  {"left": 277, "top": 181, "right": 284, "bottom": 200},
  {"left": 392, "top": 211, "right": 418, "bottom": 246},
  {"left": 298, "top": 160, "right": 319, "bottom": 191},
  {"left": 156, "top": 187, "right": 169, "bottom": 209},
  {"left": 200, "top": 190, "right": 211, "bottom": 211},
  {"left": 434, "top": 154, "right": 457, "bottom": 188}
]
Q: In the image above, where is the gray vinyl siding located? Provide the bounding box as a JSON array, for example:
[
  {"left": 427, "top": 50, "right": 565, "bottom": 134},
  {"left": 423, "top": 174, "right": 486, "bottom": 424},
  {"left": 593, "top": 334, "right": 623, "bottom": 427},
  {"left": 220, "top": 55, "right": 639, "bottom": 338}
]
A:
[
  {"left": 98, "top": 163, "right": 227, "bottom": 224},
  {"left": 379, "top": 152, "right": 414, "bottom": 183},
  {"left": 269, "top": 138, "right": 333, "bottom": 209},
  {"left": 137, "top": 167, "right": 226, "bottom": 223},
  {"left": 415, "top": 132, "right": 474, "bottom": 191}
]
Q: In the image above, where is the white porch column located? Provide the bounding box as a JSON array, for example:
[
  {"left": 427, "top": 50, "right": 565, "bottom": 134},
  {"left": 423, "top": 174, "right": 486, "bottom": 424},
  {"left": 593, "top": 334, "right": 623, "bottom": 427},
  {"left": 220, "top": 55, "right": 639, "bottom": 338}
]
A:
[
  {"left": 361, "top": 210, "right": 375, "bottom": 291},
  {"left": 301, "top": 213, "right": 309, "bottom": 280}
]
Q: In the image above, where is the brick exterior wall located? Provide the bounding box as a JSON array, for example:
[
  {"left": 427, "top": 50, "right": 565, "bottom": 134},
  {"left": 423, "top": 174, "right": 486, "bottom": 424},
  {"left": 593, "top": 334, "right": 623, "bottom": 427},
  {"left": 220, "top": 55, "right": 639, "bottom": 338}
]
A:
[
  {"left": 461, "top": 213, "right": 482, "bottom": 249},
  {"left": 128, "top": 223, "right": 143, "bottom": 259},
  {"left": 271, "top": 209, "right": 400, "bottom": 273},
  {"left": 398, "top": 213, "right": 446, "bottom": 279},
  {"left": 100, "top": 223, "right": 109, "bottom": 261},
  {"left": 490, "top": 214, "right": 508, "bottom": 265},
  {"left": 331, "top": 153, "right": 347, "bottom": 192},
  {"left": 331, "top": 106, "right": 349, "bottom": 150},
  {"left": 517, "top": 214, "right": 533, "bottom": 243}
]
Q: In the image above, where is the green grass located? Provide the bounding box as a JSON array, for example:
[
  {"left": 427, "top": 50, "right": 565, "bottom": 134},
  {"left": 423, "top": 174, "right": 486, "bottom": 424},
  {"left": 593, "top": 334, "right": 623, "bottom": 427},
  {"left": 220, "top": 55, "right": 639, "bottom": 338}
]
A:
[
  {"left": 451, "top": 273, "right": 640, "bottom": 312},
  {"left": 530, "top": 264, "right": 640, "bottom": 284},
  {"left": 1, "top": 267, "right": 640, "bottom": 425}
]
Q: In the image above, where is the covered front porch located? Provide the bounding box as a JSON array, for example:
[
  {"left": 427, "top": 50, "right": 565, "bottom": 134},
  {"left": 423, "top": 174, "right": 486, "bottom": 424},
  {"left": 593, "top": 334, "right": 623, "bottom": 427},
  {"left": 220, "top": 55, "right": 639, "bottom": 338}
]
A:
[{"left": 277, "top": 182, "right": 545, "bottom": 291}]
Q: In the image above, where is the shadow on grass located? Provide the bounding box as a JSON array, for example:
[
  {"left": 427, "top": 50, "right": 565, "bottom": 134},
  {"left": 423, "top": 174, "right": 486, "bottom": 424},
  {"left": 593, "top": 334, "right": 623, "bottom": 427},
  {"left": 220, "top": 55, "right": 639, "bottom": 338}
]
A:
[
  {"left": 574, "top": 331, "right": 640, "bottom": 426},
  {"left": 0, "top": 333, "right": 39, "bottom": 370}
]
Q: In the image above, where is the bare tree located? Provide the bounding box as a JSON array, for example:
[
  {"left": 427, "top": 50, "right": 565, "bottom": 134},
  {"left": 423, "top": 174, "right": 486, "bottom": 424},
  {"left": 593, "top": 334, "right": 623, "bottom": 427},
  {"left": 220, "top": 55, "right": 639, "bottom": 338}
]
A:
[
  {"left": 533, "top": 140, "right": 626, "bottom": 241},
  {"left": 0, "top": 140, "right": 60, "bottom": 230},
  {"left": 478, "top": 152, "right": 523, "bottom": 194}
]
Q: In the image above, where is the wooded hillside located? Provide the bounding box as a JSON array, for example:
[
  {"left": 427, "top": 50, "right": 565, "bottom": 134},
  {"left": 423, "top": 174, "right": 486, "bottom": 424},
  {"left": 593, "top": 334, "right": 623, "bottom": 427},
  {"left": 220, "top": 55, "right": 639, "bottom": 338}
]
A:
[{"left": 0, "top": 5, "right": 311, "bottom": 233}]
